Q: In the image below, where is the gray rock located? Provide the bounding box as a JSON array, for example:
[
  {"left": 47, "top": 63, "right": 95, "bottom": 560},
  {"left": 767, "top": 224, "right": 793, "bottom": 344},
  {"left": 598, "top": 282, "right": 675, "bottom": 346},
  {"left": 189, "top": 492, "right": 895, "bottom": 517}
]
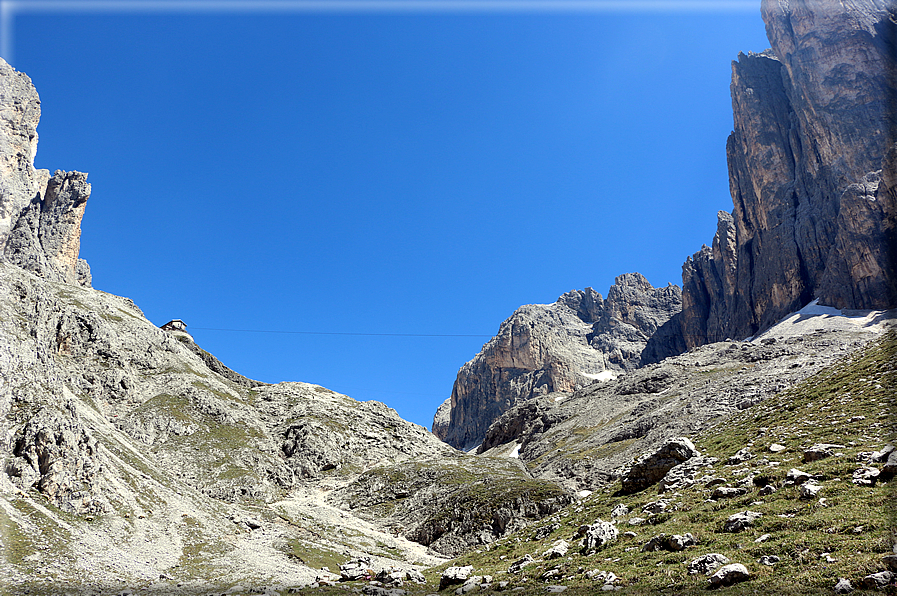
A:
[
  {"left": 621, "top": 437, "right": 699, "bottom": 494},
  {"left": 871, "top": 445, "right": 895, "bottom": 463},
  {"left": 679, "top": 0, "right": 897, "bottom": 348},
  {"left": 708, "top": 563, "right": 751, "bottom": 587},
  {"left": 724, "top": 511, "right": 762, "bottom": 533},
  {"left": 711, "top": 486, "right": 749, "bottom": 500},
  {"left": 881, "top": 451, "right": 897, "bottom": 480},
  {"left": 437, "top": 276, "right": 682, "bottom": 451},
  {"left": 641, "top": 499, "right": 669, "bottom": 514},
  {"left": 542, "top": 540, "right": 569, "bottom": 560},
  {"left": 688, "top": 553, "right": 730, "bottom": 575},
  {"left": 785, "top": 468, "right": 812, "bottom": 485},
  {"left": 758, "top": 555, "right": 780, "bottom": 566},
  {"left": 833, "top": 578, "right": 854, "bottom": 594},
  {"left": 883, "top": 555, "right": 897, "bottom": 572},
  {"left": 859, "top": 571, "right": 894, "bottom": 590},
  {"left": 578, "top": 520, "right": 618, "bottom": 554},
  {"left": 758, "top": 484, "right": 777, "bottom": 496},
  {"left": 610, "top": 504, "right": 629, "bottom": 518},
  {"left": 803, "top": 444, "right": 844, "bottom": 463},
  {"left": 439, "top": 566, "right": 474, "bottom": 590},
  {"left": 641, "top": 533, "right": 696, "bottom": 552},
  {"left": 768, "top": 443, "right": 787, "bottom": 453},
  {"left": 799, "top": 481, "right": 823, "bottom": 500},
  {"left": 507, "top": 555, "right": 534, "bottom": 574},
  {"left": 852, "top": 467, "right": 880, "bottom": 486},
  {"left": 727, "top": 448, "right": 754, "bottom": 465}
]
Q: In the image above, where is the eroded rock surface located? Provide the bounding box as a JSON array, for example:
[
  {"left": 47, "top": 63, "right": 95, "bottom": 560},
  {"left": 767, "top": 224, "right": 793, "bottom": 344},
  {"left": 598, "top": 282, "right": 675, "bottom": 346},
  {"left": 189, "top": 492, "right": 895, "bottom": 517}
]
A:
[
  {"left": 679, "top": 0, "right": 897, "bottom": 347},
  {"left": 437, "top": 275, "right": 681, "bottom": 451},
  {"left": 0, "top": 58, "right": 91, "bottom": 286}
]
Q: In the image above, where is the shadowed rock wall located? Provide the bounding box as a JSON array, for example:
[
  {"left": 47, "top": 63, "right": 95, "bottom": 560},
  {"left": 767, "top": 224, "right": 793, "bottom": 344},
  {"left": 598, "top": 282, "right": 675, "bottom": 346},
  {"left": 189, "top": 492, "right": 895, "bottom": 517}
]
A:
[{"left": 679, "top": 0, "right": 897, "bottom": 347}]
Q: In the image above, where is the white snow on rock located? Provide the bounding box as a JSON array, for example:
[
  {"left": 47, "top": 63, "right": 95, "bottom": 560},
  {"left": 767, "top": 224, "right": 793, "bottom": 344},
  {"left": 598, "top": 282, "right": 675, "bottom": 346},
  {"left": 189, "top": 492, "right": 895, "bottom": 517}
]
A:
[
  {"left": 583, "top": 371, "right": 617, "bottom": 381},
  {"left": 754, "top": 299, "right": 895, "bottom": 342}
]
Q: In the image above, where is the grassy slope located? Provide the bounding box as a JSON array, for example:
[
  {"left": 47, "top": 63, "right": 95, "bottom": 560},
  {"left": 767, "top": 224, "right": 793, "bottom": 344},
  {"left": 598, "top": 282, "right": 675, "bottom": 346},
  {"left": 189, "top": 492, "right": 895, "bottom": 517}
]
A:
[{"left": 417, "top": 331, "right": 896, "bottom": 595}]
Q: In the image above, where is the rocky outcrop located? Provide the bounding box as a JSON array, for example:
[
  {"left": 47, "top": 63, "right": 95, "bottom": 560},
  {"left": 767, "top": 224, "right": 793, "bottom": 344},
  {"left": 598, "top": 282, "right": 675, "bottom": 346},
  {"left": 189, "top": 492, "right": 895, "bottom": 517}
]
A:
[
  {"left": 476, "top": 309, "right": 891, "bottom": 492},
  {"left": 679, "top": 0, "right": 897, "bottom": 347},
  {"left": 436, "top": 274, "right": 681, "bottom": 451},
  {"left": 328, "top": 454, "right": 572, "bottom": 557},
  {"left": 0, "top": 58, "right": 91, "bottom": 286}
]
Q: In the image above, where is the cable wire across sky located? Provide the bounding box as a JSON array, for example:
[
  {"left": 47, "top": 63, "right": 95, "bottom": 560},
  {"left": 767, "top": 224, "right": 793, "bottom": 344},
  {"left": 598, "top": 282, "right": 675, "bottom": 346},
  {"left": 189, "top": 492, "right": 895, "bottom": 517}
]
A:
[{"left": 190, "top": 326, "right": 493, "bottom": 338}]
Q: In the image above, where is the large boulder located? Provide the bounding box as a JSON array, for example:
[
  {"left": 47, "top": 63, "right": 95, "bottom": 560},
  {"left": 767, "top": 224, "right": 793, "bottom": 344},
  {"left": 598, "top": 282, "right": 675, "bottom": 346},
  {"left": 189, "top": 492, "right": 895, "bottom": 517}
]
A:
[
  {"left": 621, "top": 437, "right": 699, "bottom": 494},
  {"left": 708, "top": 563, "right": 751, "bottom": 587}
]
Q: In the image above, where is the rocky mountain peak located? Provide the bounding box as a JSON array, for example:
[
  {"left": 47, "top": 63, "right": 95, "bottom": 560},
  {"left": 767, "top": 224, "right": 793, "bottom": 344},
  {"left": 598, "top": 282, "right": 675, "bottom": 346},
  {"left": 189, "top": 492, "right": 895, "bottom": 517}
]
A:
[
  {"left": 434, "top": 275, "right": 682, "bottom": 451},
  {"left": 0, "top": 57, "right": 92, "bottom": 287}
]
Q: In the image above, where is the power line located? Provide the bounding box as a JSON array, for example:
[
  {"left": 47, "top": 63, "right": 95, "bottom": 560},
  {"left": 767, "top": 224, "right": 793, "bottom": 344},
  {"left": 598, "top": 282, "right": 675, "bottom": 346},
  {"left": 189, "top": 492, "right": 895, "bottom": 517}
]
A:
[{"left": 190, "top": 326, "right": 492, "bottom": 338}]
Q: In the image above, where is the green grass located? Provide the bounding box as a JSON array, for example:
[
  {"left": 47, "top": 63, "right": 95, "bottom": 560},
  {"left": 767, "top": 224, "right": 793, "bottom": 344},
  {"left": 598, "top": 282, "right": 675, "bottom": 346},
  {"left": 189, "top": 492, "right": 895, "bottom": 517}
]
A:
[{"left": 426, "top": 332, "right": 896, "bottom": 595}]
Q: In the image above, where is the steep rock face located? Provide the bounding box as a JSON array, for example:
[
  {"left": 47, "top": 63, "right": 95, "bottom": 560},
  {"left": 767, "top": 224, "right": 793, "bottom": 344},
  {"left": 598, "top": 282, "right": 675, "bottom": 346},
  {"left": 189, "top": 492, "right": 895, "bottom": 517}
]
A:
[
  {"left": 679, "top": 0, "right": 896, "bottom": 346},
  {"left": 435, "top": 274, "right": 681, "bottom": 451},
  {"left": 0, "top": 58, "right": 91, "bottom": 287}
]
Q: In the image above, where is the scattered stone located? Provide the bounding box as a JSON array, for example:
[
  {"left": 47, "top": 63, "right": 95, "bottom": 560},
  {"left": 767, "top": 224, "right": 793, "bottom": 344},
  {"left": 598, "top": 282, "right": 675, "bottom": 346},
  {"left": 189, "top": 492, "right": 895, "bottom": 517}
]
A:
[
  {"left": 339, "top": 557, "right": 374, "bottom": 582},
  {"left": 711, "top": 486, "right": 749, "bottom": 500},
  {"left": 508, "top": 555, "right": 534, "bottom": 574},
  {"left": 688, "top": 553, "right": 730, "bottom": 575},
  {"left": 621, "top": 437, "right": 700, "bottom": 494},
  {"left": 804, "top": 444, "right": 845, "bottom": 462},
  {"left": 754, "top": 534, "right": 771, "bottom": 543},
  {"left": 833, "top": 577, "right": 854, "bottom": 593},
  {"left": 758, "top": 484, "right": 777, "bottom": 496},
  {"left": 533, "top": 523, "right": 561, "bottom": 540},
  {"left": 659, "top": 456, "right": 711, "bottom": 492},
  {"left": 578, "top": 519, "right": 619, "bottom": 553},
  {"left": 859, "top": 571, "right": 894, "bottom": 590},
  {"left": 785, "top": 468, "right": 812, "bottom": 485},
  {"left": 852, "top": 467, "right": 880, "bottom": 486},
  {"left": 543, "top": 540, "right": 569, "bottom": 560},
  {"left": 880, "top": 451, "right": 897, "bottom": 480},
  {"left": 799, "top": 481, "right": 823, "bottom": 500},
  {"left": 641, "top": 533, "right": 696, "bottom": 552},
  {"left": 723, "top": 511, "right": 762, "bottom": 533},
  {"left": 546, "top": 586, "right": 567, "bottom": 593},
  {"left": 727, "top": 448, "right": 754, "bottom": 465},
  {"left": 768, "top": 444, "right": 787, "bottom": 453},
  {"left": 758, "top": 555, "right": 780, "bottom": 565},
  {"left": 628, "top": 517, "right": 647, "bottom": 526},
  {"left": 375, "top": 567, "right": 408, "bottom": 587},
  {"left": 641, "top": 499, "right": 669, "bottom": 514},
  {"left": 610, "top": 504, "right": 629, "bottom": 518},
  {"left": 708, "top": 563, "right": 750, "bottom": 587},
  {"left": 440, "top": 566, "right": 474, "bottom": 590},
  {"left": 622, "top": 531, "right": 637, "bottom": 538},
  {"left": 871, "top": 445, "right": 895, "bottom": 463}
]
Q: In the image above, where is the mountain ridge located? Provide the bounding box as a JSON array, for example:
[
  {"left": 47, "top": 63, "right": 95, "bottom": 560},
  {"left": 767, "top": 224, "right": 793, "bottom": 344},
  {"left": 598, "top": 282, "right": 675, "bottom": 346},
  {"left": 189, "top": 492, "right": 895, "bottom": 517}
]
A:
[{"left": 435, "top": 0, "right": 897, "bottom": 452}]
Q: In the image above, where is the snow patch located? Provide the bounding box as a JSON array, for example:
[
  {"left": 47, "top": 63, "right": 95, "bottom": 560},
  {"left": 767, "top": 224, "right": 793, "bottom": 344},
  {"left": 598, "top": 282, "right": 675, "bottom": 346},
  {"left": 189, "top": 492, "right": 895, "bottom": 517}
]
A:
[
  {"left": 576, "top": 490, "right": 593, "bottom": 499},
  {"left": 509, "top": 443, "right": 521, "bottom": 459},
  {"left": 755, "top": 299, "right": 895, "bottom": 342},
  {"left": 583, "top": 370, "right": 617, "bottom": 381}
]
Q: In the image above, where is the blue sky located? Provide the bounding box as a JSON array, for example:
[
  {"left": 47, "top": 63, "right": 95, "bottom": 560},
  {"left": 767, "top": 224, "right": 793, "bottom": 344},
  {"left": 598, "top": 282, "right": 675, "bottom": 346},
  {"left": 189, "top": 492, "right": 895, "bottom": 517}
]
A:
[{"left": 5, "top": 1, "right": 770, "bottom": 430}]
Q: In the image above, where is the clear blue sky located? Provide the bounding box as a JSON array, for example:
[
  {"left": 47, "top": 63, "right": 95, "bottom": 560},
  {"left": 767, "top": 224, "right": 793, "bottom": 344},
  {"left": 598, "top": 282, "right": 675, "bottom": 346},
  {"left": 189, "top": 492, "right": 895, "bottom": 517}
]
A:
[{"left": 6, "top": 1, "right": 770, "bottom": 430}]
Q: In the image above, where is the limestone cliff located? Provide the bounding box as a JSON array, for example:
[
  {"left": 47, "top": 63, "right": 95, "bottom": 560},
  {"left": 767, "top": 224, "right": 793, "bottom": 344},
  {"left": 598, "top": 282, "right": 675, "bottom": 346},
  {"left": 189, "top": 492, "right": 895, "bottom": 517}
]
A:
[
  {"left": 0, "top": 58, "right": 91, "bottom": 286},
  {"left": 679, "top": 0, "right": 897, "bottom": 347},
  {"left": 434, "top": 274, "right": 681, "bottom": 451}
]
